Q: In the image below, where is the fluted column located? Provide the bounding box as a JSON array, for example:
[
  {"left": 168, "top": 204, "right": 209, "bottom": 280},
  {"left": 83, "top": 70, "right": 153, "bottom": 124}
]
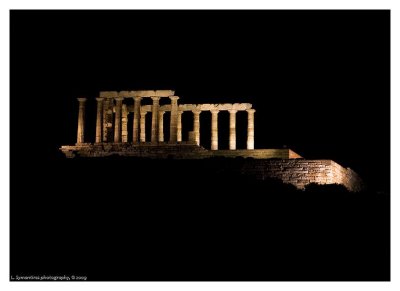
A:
[
  {"left": 102, "top": 98, "right": 113, "bottom": 142},
  {"left": 211, "top": 109, "right": 219, "bottom": 150},
  {"left": 122, "top": 104, "right": 128, "bottom": 143},
  {"left": 158, "top": 111, "right": 165, "bottom": 142},
  {"left": 76, "top": 98, "right": 87, "bottom": 144},
  {"left": 192, "top": 109, "right": 201, "bottom": 146},
  {"left": 140, "top": 111, "right": 147, "bottom": 143},
  {"left": 177, "top": 111, "right": 183, "bottom": 142},
  {"left": 228, "top": 109, "right": 237, "bottom": 150},
  {"left": 95, "top": 97, "right": 103, "bottom": 143},
  {"left": 169, "top": 96, "right": 179, "bottom": 143},
  {"left": 114, "top": 97, "right": 124, "bottom": 143},
  {"left": 247, "top": 109, "right": 255, "bottom": 150},
  {"left": 151, "top": 96, "right": 161, "bottom": 143},
  {"left": 132, "top": 96, "right": 142, "bottom": 144}
]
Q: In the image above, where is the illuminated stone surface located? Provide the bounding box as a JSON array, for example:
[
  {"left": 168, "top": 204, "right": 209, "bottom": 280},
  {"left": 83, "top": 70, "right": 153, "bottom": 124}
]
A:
[
  {"left": 95, "top": 98, "right": 103, "bottom": 143},
  {"left": 158, "top": 111, "right": 165, "bottom": 142},
  {"left": 64, "top": 89, "right": 363, "bottom": 191},
  {"left": 132, "top": 97, "right": 142, "bottom": 144},
  {"left": 228, "top": 109, "right": 237, "bottom": 150},
  {"left": 76, "top": 98, "right": 86, "bottom": 144},
  {"left": 169, "top": 96, "right": 179, "bottom": 143}
]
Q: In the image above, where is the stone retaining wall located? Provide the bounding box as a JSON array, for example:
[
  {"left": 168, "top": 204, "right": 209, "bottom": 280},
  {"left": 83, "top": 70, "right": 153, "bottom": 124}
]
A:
[{"left": 241, "top": 159, "right": 363, "bottom": 192}]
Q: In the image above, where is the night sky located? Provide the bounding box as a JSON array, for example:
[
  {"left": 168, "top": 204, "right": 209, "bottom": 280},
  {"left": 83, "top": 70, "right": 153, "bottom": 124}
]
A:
[
  {"left": 10, "top": 10, "right": 390, "bottom": 281},
  {"left": 11, "top": 10, "right": 389, "bottom": 192}
]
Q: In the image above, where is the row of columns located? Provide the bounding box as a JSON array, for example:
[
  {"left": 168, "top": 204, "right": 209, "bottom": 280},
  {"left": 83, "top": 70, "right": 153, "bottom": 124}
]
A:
[{"left": 77, "top": 97, "right": 255, "bottom": 150}]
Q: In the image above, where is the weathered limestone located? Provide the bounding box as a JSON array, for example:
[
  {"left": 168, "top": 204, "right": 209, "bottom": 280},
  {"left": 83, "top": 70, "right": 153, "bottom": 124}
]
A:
[
  {"left": 101, "top": 90, "right": 175, "bottom": 98},
  {"left": 95, "top": 98, "right": 103, "bottom": 143},
  {"left": 71, "top": 90, "right": 257, "bottom": 149},
  {"left": 62, "top": 90, "right": 365, "bottom": 192},
  {"left": 228, "top": 109, "right": 237, "bottom": 150},
  {"left": 118, "top": 90, "right": 175, "bottom": 98},
  {"left": 151, "top": 96, "right": 161, "bottom": 143},
  {"left": 114, "top": 97, "right": 124, "bottom": 143},
  {"left": 158, "top": 111, "right": 165, "bottom": 142},
  {"left": 178, "top": 103, "right": 252, "bottom": 111},
  {"left": 122, "top": 104, "right": 128, "bottom": 143},
  {"left": 192, "top": 109, "right": 201, "bottom": 146},
  {"left": 169, "top": 96, "right": 179, "bottom": 143},
  {"left": 132, "top": 96, "right": 142, "bottom": 144},
  {"left": 177, "top": 111, "right": 183, "bottom": 142},
  {"left": 103, "top": 98, "right": 113, "bottom": 142},
  {"left": 247, "top": 109, "right": 255, "bottom": 150},
  {"left": 140, "top": 111, "right": 147, "bottom": 143},
  {"left": 211, "top": 109, "right": 219, "bottom": 150},
  {"left": 76, "top": 98, "right": 87, "bottom": 144}
]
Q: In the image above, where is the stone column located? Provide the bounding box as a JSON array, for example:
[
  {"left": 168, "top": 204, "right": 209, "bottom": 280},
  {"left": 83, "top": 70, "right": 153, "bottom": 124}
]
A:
[
  {"left": 151, "top": 96, "right": 161, "bottom": 143},
  {"left": 122, "top": 104, "right": 128, "bottom": 143},
  {"left": 228, "top": 109, "right": 237, "bottom": 150},
  {"left": 211, "top": 109, "right": 219, "bottom": 150},
  {"left": 158, "top": 111, "right": 165, "bottom": 142},
  {"left": 169, "top": 96, "right": 179, "bottom": 143},
  {"left": 247, "top": 109, "right": 255, "bottom": 150},
  {"left": 192, "top": 109, "right": 201, "bottom": 146},
  {"left": 95, "top": 97, "right": 103, "bottom": 143},
  {"left": 103, "top": 98, "right": 113, "bottom": 142},
  {"left": 177, "top": 111, "right": 183, "bottom": 142},
  {"left": 132, "top": 96, "right": 142, "bottom": 144},
  {"left": 140, "top": 111, "right": 147, "bottom": 143},
  {"left": 113, "top": 97, "right": 124, "bottom": 143},
  {"left": 76, "top": 98, "right": 87, "bottom": 144}
]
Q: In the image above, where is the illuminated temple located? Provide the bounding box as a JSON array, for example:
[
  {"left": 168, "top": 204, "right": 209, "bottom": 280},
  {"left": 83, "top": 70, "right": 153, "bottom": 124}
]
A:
[{"left": 60, "top": 90, "right": 363, "bottom": 191}]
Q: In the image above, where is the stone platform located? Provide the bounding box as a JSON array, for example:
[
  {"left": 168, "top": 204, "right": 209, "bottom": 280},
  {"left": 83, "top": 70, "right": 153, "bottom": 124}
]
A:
[
  {"left": 59, "top": 143, "right": 302, "bottom": 159},
  {"left": 59, "top": 143, "right": 363, "bottom": 191}
]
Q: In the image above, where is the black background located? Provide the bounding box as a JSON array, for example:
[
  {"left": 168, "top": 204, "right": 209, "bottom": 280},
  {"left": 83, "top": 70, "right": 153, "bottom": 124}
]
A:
[{"left": 11, "top": 10, "right": 390, "bottom": 281}]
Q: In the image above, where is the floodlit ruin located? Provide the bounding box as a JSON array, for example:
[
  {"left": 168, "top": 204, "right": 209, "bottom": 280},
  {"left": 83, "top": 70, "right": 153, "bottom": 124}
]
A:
[{"left": 60, "top": 90, "right": 363, "bottom": 191}]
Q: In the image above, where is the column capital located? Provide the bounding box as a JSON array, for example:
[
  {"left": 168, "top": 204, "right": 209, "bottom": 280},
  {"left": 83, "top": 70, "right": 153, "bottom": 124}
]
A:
[
  {"left": 115, "top": 97, "right": 124, "bottom": 102},
  {"left": 210, "top": 109, "right": 220, "bottom": 114},
  {"left": 96, "top": 97, "right": 104, "bottom": 102},
  {"left": 133, "top": 96, "right": 142, "bottom": 101},
  {"left": 192, "top": 109, "right": 202, "bottom": 115},
  {"left": 177, "top": 110, "right": 183, "bottom": 115},
  {"left": 246, "top": 109, "right": 256, "bottom": 114},
  {"left": 228, "top": 109, "right": 238, "bottom": 114},
  {"left": 169, "top": 96, "right": 180, "bottom": 102},
  {"left": 141, "top": 111, "right": 148, "bottom": 116},
  {"left": 159, "top": 111, "right": 166, "bottom": 116},
  {"left": 151, "top": 96, "right": 161, "bottom": 102},
  {"left": 77, "top": 97, "right": 87, "bottom": 102}
]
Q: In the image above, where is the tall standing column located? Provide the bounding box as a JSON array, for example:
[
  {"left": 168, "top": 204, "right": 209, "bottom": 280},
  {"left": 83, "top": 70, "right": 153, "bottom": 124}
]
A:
[
  {"left": 169, "top": 96, "right": 179, "bottom": 143},
  {"left": 228, "top": 109, "right": 237, "bottom": 150},
  {"left": 211, "top": 109, "right": 219, "bottom": 150},
  {"left": 132, "top": 96, "right": 142, "bottom": 144},
  {"left": 177, "top": 111, "right": 183, "bottom": 142},
  {"left": 151, "top": 96, "right": 161, "bottom": 143},
  {"left": 140, "top": 111, "right": 147, "bottom": 143},
  {"left": 95, "top": 97, "right": 103, "bottom": 143},
  {"left": 192, "top": 109, "right": 201, "bottom": 146},
  {"left": 76, "top": 98, "right": 87, "bottom": 144},
  {"left": 158, "top": 111, "right": 165, "bottom": 142},
  {"left": 121, "top": 104, "right": 128, "bottom": 143},
  {"left": 247, "top": 109, "right": 255, "bottom": 150},
  {"left": 103, "top": 98, "right": 113, "bottom": 142},
  {"left": 114, "top": 97, "right": 124, "bottom": 143}
]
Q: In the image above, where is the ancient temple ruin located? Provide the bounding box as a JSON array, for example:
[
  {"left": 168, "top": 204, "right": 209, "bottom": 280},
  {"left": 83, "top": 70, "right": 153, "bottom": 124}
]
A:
[{"left": 60, "top": 90, "right": 363, "bottom": 191}]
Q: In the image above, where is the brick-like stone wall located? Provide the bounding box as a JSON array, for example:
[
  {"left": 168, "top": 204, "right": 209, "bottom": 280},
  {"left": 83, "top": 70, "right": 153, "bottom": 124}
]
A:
[
  {"left": 241, "top": 159, "right": 363, "bottom": 192},
  {"left": 59, "top": 144, "right": 363, "bottom": 191}
]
